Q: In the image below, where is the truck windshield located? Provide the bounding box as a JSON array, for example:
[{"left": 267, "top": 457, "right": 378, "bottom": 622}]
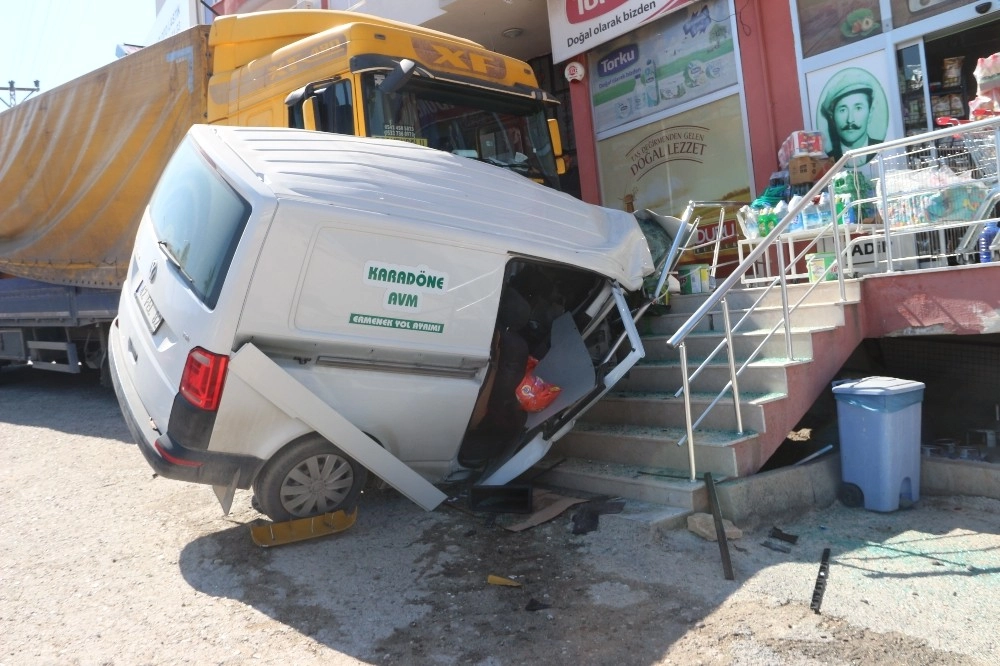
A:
[{"left": 361, "top": 72, "right": 559, "bottom": 188}]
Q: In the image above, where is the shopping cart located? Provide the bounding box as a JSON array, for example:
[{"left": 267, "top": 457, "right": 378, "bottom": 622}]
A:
[
  {"left": 935, "top": 111, "right": 1000, "bottom": 262},
  {"left": 935, "top": 110, "right": 999, "bottom": 180}
]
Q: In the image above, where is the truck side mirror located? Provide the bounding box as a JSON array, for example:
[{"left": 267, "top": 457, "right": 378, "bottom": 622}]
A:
[
  {"left": 548, "top": 118, "right": 566, "bottom": 175},
  {"left": 379, "top": 59, "right": 416, "bottom": 94}
]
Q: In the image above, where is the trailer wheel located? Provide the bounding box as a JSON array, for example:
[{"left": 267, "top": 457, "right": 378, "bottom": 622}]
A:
[{"left": 252, "top": 435, "right": 367, "bottom": 522}]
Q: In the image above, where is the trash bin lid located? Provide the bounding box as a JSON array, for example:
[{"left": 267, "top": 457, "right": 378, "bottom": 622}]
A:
[
  {"left": 831, "top": 376, "right": 925, "bottom": 396},
  {"left": 832, "top": 376, "right": 925, "bottom": 413}
]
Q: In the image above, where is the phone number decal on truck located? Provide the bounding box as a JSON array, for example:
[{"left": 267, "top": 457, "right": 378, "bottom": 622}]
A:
[{"left": 349, "top": 313, "right": 444, "bottom": 333}]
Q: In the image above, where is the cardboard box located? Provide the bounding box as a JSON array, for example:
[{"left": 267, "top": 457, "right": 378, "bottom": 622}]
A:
[
  {"left": 788, "top": 156, "right": 833, "bottom": 185},
  {"left": 778, "top": 131, "right": 826, "bottom": 168}
]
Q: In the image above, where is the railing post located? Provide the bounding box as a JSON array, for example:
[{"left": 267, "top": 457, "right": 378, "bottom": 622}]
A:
[
  {"left": 825, "top": 183, "right": 847, "bottom": 302},
  {"left": 678, "top": 341, "right": 697, "bottom": 483},
  {"left": 876, "top": 151, "right": 895, "bottom": 272},
  {"left": 775, "top": 240, "right": 795, "bottom": 361},
  {"left": 720, "top": 298, "right": 744, "bottom": 435}
]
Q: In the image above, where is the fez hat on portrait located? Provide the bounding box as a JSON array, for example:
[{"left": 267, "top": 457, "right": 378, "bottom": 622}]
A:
[{"left": 822, "top": 73, "right": 874, "bottom": 118}]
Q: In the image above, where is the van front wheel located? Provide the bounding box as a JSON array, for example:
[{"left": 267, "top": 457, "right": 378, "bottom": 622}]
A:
[{"left": 253, "top": 436, "right": 367, "bottom": 522}]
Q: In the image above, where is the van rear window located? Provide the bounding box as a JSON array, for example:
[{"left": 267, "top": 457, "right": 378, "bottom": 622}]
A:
[{"left": 149, "top": 137, "right": 251, "bottom": 309}]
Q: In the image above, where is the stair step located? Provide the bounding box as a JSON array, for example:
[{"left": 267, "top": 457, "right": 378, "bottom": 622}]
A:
[
  {"left": 639, "top": 327, "right": 825, "bottom": 361},
  {"left": 641, "top": 302, "right": 847, "bottom": 336},
  {"left": 586, "top": 390, "right": 782, "bottom": 433},
  {"left": 555, "top": 422, "right": 758, "bottom": 478},
  {"left": 534, "top": 457, "right": 710, "bottom": 512},
  {"left": 622, "top": 357, "right": 806, "bottom": 394},
  {"left": 664, "top": 280, "right": 860, "bottom": 315}
]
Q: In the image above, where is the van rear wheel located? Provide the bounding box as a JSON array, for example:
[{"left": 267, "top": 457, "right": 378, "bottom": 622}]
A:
[{"left": 253, "top": 436, "right": 367, "bottom": 522}]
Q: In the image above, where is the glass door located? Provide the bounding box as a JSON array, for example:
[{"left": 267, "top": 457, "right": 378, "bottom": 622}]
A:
[{"left": 897, "top": 43, "right": 930, "bottom": 136}]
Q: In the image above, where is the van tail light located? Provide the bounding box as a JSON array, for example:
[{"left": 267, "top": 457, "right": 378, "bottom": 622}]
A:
[{"left": 179, "top": 347, "right": 229, "bottom": 412}]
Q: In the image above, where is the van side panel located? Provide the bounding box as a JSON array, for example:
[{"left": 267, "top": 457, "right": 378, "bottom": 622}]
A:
[{"left": 227, "top": 199, "right": 506, "bottom": 468}]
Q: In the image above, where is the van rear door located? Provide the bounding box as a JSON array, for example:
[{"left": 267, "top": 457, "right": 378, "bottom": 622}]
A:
[{"left": 116, "top": 135, "right": 256, "bottom": 449}]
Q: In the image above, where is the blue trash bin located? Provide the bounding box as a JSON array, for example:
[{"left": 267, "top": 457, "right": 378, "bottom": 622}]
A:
[{"left": 832, "top": 376, "right": 925, "bottom": 512}]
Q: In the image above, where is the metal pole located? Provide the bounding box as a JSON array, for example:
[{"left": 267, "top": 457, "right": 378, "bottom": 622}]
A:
[
  {"left": 720, "top": 298, "right": 744, "bottom": 435},
  {"left": 678, "top": 342, "right": 697, "bottom": 482},
  {"left": 826, "top": 182, "right": 847, "bottom": 302},
  {"left": 876, "top": 151, "right": 894, "bottom": 272},
  {"left": 775, "top": 240, "right": 794, "bottom": 360}
]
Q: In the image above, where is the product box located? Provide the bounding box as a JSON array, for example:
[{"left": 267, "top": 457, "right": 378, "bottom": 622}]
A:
[
  {"left": 778, "top": 131, "right": 826, "bottom": 168},
  {"left": 788, "top": 156, "right": 833, "bottom": 185}
]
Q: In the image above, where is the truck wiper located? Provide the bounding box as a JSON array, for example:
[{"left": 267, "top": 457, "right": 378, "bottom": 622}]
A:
[{"left": 157, "top": 240, "right": 197, "bottom": 286}]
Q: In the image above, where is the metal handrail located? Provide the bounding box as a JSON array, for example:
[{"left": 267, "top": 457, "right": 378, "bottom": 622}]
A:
[{"left": 664, "top": 115, "right": 1000, "bottom": 482}]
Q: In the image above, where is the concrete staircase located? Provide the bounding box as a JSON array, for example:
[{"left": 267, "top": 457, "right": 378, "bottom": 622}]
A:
[{"left": 537, "top": 279, "right": 865, "bottom": 527}]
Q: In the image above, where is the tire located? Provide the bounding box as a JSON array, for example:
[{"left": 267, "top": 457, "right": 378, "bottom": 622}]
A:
[
  {"left": 837, "top": 482, "right": 864, "bottom": 508},
  {"left": 253, "top": 435, "right": 367, "bottom": 522}
]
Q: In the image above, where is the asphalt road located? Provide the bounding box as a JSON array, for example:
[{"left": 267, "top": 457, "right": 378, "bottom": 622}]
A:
[{"left": 2, "top": 365, "right": 999, "bottom": 665}]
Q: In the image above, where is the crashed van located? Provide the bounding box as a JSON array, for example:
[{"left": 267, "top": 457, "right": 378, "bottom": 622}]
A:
[{"left": 110, "top": 125, "right": 677, "bottom": 522}]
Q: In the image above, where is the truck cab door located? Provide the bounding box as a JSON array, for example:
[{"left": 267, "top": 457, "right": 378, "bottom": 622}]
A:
[{"left": 286, "top": 80, "right": 355, "bottom": 135}]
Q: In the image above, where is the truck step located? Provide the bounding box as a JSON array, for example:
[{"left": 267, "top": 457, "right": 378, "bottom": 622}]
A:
[{"left": 26, "top": 341, "right": 80, "bottom": 374}]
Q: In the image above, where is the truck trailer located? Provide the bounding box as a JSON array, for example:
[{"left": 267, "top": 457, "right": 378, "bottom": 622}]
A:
[{"left": 0, "top": 10, "right": 564, "bottom": 379}]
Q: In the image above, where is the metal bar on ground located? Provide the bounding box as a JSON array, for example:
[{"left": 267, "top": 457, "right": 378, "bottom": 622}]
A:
[
  {"left": 704, "top": 472, "right": 734, "bottom": 581},
  {"left": 810, "top": 547, "right": 832, "bottom": 614}
]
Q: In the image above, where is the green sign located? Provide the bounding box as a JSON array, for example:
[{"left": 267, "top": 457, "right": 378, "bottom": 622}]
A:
[{"left": 349, "top": 313, "right": 444, "bottom": 334}]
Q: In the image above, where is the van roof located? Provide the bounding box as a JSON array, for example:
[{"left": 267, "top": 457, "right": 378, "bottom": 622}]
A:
[{"left": 192, "top": 125, "right": 652, "bottom": 290}]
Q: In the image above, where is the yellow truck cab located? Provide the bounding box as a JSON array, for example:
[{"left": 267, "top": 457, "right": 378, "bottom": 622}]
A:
[{"left": 210, "top": 10, "right": 564, "bottom": 188}]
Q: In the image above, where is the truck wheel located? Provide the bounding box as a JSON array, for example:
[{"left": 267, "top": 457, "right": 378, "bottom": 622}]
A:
[{"left": 253, "top": 435, "right": 367, "bottom": 522}]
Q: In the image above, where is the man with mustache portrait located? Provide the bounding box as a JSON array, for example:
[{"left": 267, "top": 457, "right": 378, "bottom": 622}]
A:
[{"left": 819, "top": 70, "right": 886, "bottom": 167}]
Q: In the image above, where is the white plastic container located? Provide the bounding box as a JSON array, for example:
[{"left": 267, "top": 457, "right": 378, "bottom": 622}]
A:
[{"left": 832, "top": 377, "right": 925, "bottom": 512}]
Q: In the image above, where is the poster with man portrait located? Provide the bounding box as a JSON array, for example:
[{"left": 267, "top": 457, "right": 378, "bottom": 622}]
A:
[{"left": 806, "top": 52, "right": 892, "bottom": 168}]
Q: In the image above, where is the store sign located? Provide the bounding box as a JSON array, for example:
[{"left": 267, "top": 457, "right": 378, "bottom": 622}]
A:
[
  {"left": 589, "top": 0, "right": 737, "bottom": 134},
  {"left": 597, "top": 94, "right": 749, "bottom": 219},
  {"left": 547, "top": 0, "right": 699, "bottom": 62}
]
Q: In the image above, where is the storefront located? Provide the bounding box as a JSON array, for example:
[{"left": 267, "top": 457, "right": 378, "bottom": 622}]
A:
[
  {"left": 794, "top": 0, "right": 1000, "bottom": 167},
  {"left": 548, "top": 0, "right": 802, "bottom": 268}
]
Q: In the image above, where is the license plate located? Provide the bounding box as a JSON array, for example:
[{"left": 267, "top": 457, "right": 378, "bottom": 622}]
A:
[{"left": 134, "top": 281, "right": 163, "bottom": 334}]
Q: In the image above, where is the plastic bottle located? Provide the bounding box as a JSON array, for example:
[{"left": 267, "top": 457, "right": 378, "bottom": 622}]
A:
[
  {"left": 757, "top": 207, "right": 774, "bottom": 236},
  {"left": 741, "top": 207, "right": 760, "bottom": 240},
  {"left": 801, "top": 198, "right": 821, "bottom": 231},
  {"left": 817, "top": 191, "right": 833, "bottom": 229},
  {"left": 643, "top": 59, "right": 659, "bottom": 107},
  {"left": 632, "top": 75, "right": 645, "bottom": 112},
  {"left": 979, "top": 221, "right": 999, "bottom": 263},
  {"left": 787, "top": 195, "right": 804, "bottom": 233},
  {"left": 772, "top": 200, "right": 789, "bottom": 234},
  {"left": 835, "top": 193, "right": 855, "bottom": 225}
]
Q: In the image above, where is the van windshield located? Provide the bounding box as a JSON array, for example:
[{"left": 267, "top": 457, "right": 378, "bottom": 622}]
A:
[
  {"left": 360, "top": 72, "right": 559, "bottom": 189},
  {"left": 148, "top": 137, "right": 251, "bottom": 309}
]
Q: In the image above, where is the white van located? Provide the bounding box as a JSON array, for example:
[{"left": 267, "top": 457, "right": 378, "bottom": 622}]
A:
[{"left": 110, "top": 125, "right": 676, "bottom": 522}]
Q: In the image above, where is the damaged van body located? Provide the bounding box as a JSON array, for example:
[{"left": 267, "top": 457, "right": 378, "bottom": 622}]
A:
[{"left": 109, "top": 125, "right": 675, "bottom": 522}]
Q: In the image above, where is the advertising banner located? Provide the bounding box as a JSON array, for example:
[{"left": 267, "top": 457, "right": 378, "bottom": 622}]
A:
[
  {"left": 795, "top": 0, "right": 883, "bottom": 59},
  {"left": 589, "top": 0, "right": 736, "bottom": 134},
  {"left": 547, "top": 0, "right": 700, "bottom": 63},
  {"left": 888, "top": 0, "right": 975, "bottom": 29},
  {"left": 597, "top": 94, "right": 750, "bottom": 263}
]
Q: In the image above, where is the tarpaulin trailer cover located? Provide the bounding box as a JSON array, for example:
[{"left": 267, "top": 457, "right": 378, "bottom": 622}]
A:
[{"left": 0, "top": 27, "right": 211, "bottom": 288}]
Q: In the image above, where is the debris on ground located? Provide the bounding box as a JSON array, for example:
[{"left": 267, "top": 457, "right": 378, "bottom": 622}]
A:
[
  {"left": 487, "top": 575, "right": 522, "bottom": 587},
  {"left": 570, "top": 499, "right": 626, "bottom": 535},
  {"left": 687, "top": 512, "right": 742, "bottom": 541}
]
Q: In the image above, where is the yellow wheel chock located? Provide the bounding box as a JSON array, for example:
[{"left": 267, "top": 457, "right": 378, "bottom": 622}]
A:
[{"left": 250, "top": 507, "right": 358, "bottom": 547}]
